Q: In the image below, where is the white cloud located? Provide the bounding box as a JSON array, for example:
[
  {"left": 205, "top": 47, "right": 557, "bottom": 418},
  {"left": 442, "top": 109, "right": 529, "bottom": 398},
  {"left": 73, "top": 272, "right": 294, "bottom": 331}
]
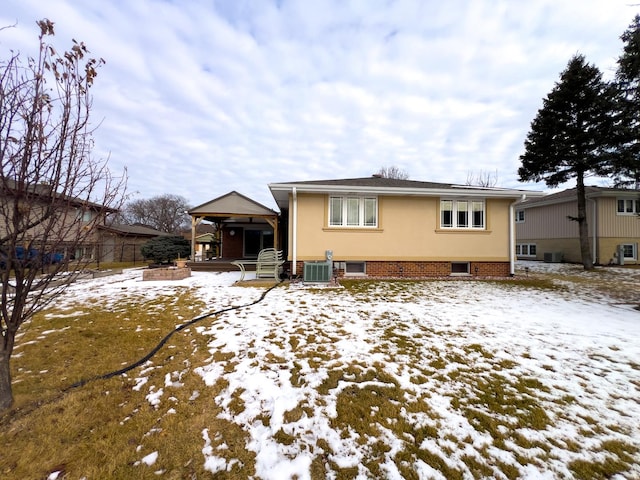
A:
[{"left": 1, "top": 0, "right": 638, "bottom": 207}]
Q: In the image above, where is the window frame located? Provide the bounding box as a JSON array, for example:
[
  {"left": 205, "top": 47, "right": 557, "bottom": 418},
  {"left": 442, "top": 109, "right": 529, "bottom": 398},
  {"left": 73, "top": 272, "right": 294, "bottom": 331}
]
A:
[
  {"left": 440, "top": 199, "right": 485, "bottom": 229},
  {"left": 515, "top": 210, "right": 525, "bottom": 223},
  {"left": 328, "top": 195, "right": 378, "bottom": 228},
  {"left": 344, "top": 261, "right": 366, "bottom": 276},
  {"left": 621, "top": 243, "right": 637, "bottom": 260},
  {"left": 451, "top": 262, "right": 470, "bottom": 275},
  {"left": 516, "top": 243, "right": 537, "bottom": 257},
  {"left": 617, "top": 198, "right": 640, "bottom": 215}
]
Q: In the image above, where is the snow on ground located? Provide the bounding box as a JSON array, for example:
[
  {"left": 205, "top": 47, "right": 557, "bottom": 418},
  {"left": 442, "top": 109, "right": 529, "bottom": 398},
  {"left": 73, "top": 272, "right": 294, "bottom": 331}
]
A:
[{"left": 50, "top": 262, "right": 640, "bottom": 478}]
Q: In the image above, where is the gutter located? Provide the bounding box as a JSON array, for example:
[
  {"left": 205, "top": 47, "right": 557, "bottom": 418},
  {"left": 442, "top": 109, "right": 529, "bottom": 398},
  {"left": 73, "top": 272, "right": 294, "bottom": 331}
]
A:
[
  {"left": 269, "top": 183, "right": 544, "bottom": 199},
  {"left": 292, "top": 187, "right": 297, "bottom": 278},
  {"left": 510, "top": 194, "right": 526, "bottom": 275},
  {"left": 588, "top": 195, "right": 598, "bottom": 264}
]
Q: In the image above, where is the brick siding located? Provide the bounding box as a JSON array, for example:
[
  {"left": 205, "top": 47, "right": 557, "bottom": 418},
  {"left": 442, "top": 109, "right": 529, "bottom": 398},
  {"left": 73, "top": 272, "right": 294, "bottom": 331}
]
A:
[{"left": 292, "top": 260, "right": 511, "bottom": 278}]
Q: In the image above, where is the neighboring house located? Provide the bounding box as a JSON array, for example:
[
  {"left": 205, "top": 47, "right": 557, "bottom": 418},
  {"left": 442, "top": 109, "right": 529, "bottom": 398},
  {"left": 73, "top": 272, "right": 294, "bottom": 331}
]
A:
[
  {"left": 188, "top": 191, "right": 280, "bottom": 260},
  {"left": 515, "top": 186, "right": 640, "bottom": 265},
  {"left": 97, "top": 224, "right": 172, "bottom": 263},
  {"left": 268, "top": 176, "right": 543, "bottom": 278},
  {"left": 179, "top": 223, "right": 219, "bottom": 261},
  {"left": 0, "top": 180, "right": 117, "bottom": 261}
]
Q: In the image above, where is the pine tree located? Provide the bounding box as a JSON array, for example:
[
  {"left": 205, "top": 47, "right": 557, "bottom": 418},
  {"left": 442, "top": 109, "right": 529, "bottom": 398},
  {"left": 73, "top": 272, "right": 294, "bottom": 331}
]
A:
[
  {"left": 615, "top": 14, "right": 640, "bottom": 187},
  {"left": 518, "top": 54, "right": 617, "bottom": 270}
]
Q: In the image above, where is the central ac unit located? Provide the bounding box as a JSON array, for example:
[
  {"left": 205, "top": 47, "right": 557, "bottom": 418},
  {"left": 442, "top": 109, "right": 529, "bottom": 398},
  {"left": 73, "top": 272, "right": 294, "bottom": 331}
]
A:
[
  {"left": 543, "top": 252, "right": 563, "bottom": 263},
  {"left": 303, "top": 261, "right": 332, "bottom": 283}
]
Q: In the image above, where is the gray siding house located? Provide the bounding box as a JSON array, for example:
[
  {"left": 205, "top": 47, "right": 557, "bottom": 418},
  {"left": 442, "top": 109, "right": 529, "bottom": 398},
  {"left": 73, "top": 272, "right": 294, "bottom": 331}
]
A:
[{"left": 515, "top": 187, "right": 640, "bottom": 265}]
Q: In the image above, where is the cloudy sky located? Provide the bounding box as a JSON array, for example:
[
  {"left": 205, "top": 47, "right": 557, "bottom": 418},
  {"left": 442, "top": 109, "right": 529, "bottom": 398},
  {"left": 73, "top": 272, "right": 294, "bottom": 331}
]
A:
[{"left": 1, "top": 1, "right": 637, "bottom": 209}]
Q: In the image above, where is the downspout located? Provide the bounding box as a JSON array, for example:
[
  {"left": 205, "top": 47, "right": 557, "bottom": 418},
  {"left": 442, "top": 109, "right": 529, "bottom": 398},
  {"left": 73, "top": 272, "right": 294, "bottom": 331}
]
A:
[
  {"left": 191, "top": 216, "right": 196, "bottom": 262},
  {"left": 509, "top": 195, "right": 526, "bottom": 276},
  {"left": 292, "top": 187, "right": 298, "bottom": 278},
  {"left": 589, "top": 197, "right": 597, "bottom": 264}
]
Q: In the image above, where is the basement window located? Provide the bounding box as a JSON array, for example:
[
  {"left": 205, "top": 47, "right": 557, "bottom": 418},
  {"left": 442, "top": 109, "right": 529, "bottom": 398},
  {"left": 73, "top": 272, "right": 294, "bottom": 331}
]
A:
[
  {"left": 451, "top": 262, "right": 470, "bottom": 276},
  {"left": 345, "top": 262, "right": 366, "bottom": 276}
]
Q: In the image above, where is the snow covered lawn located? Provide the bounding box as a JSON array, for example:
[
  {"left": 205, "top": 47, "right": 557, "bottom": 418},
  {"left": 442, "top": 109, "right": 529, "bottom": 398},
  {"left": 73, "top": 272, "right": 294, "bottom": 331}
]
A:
[{"left": 12, "top": 261, "right": 640, "bottom": 479}]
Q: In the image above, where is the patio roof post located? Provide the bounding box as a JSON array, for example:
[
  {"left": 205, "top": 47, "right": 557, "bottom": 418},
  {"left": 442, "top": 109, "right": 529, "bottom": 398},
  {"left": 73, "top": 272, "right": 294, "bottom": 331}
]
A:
[{"left": 191, "top": 216, "right": 197, "bottom": 261}]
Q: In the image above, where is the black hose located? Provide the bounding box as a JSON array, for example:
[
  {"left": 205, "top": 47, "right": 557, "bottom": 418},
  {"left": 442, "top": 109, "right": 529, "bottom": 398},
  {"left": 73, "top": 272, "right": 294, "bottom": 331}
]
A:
[{"left": 65, "top": 281, "right": 282, "bottom": 390}]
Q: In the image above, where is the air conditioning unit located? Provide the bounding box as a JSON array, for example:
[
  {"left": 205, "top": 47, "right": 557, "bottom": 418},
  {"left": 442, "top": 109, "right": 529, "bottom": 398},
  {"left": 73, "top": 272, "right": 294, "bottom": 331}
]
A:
[
  {"left": 303, "top": 261, "right": 332, "bottom": 283},
  {"left": 543, "top": 252, "right": 563, "bottom": 263}
]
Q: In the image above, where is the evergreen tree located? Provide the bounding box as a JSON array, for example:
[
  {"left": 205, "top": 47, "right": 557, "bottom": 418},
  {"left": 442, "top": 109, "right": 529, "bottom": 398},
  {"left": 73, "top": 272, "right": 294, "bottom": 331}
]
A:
[
  {"left": 141, "top": 236, "right": 191, "bottom": 264},
  {"left": 615, "top": 14, "right": 640, "bottom": 187},
  {"left": 518, "top": 54, "right": 617, "bottom": 270}
]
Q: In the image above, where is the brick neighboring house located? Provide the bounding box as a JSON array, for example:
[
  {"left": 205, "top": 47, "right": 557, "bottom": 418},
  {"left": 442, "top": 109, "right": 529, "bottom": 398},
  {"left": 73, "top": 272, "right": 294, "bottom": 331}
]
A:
[
  {"left": 515, "top": 186, "right": 640, "bottom": 265},
  {"left": 97, "top": 224, "right": 172, "bottom": 263},
  {"left": 268, "top": 176, "right": 543, "bottom": 278}
]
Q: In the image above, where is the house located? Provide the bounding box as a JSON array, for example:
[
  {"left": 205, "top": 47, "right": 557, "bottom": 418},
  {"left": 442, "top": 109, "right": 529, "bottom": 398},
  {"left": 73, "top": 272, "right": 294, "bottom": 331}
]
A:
[
  {"left": 96, "top": 223, "right": 172, "bottom": 263},
  {"left": 268, "top": 176, "right": 544, "bottom": 278},
  {"left": 0, "top": 180, "right": 117, "bottom": 262},
  {"left": 179, "top": 223, "right": 218, "bottom": 261},
  {"left": 515, "top": 186, "right": 640, "bottom": 265},
  {"left": 187, "top": 191, "right": 280, "bottom": 260}
]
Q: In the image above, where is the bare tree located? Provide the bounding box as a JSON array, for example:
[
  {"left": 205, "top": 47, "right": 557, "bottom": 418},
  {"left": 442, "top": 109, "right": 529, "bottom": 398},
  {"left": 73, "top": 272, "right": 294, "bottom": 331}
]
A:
[
  {"left": 375, "top": 166, "right": 410, "bottom": 180},
  {"left": 0, "top": 20, "right": 126, "bottom": 411},
  {"left": 465, "top": 169, "right": 499, "bottom": 187},
  {"left": 121, "top": 194, "right": 191, "bottom": 233}
]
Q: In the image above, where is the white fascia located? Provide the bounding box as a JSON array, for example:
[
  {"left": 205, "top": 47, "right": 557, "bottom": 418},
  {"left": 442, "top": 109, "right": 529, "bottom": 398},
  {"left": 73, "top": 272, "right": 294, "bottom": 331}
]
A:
[{"left": 270, "top": 183, "right": 543, "bottom": 199}]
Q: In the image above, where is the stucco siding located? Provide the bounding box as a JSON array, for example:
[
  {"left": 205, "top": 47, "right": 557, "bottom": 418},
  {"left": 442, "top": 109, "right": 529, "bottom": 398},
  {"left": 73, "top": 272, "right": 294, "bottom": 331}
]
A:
[{"left": 290, "top": 193, "right": 511, "bottom": 262}]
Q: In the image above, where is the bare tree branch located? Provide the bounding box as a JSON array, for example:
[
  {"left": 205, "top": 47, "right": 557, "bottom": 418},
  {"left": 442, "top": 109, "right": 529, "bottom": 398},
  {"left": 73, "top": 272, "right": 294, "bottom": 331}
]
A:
[
  {"left": 375, "top": 165, "right": 410, "bottom": 180},
  {"left": 0, "top": 19, "right": 127, "bottom": 411}
]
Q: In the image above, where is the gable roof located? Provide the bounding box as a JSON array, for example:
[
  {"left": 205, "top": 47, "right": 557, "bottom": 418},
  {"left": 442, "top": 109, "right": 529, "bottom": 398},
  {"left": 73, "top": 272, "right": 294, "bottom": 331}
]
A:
[
  {"left": 517, "top": 186, "right": 640, "bottom": 209},
  {"left": 269, "top": 176, "right": 543, "bottom": 210},
  {"left": 189, "top": 191, "right": 278, "bottom": 218},
  {"left": 2, "top": 179, "right": 118, "bottom": 213}
]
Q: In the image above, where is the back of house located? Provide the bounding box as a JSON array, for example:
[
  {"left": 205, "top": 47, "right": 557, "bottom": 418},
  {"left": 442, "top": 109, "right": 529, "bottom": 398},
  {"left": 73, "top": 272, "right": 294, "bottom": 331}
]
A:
[{"left": 270, "top": 176, "right": 543, "bottom": 278}]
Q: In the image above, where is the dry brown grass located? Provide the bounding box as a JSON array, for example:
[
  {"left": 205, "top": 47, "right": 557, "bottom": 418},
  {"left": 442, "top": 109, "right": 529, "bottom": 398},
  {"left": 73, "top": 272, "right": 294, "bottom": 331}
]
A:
[
  {"left": 1, "top": 266, "right": 639, "bottom": 479},
  {"left": 1, "top": 286, "right": 259, "bottom": 479}
]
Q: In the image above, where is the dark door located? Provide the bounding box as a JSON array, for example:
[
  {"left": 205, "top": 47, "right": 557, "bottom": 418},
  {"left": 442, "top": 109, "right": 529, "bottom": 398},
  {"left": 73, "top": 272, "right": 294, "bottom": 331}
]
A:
[{"left": 244, "top": 229, "right": 274, "bottom": 257}]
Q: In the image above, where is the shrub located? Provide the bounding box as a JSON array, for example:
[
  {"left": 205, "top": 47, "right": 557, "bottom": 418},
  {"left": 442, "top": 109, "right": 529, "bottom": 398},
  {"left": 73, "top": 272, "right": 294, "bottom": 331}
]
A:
[{"left": 140, "top": 236, "right": 190, "bottom": 264}]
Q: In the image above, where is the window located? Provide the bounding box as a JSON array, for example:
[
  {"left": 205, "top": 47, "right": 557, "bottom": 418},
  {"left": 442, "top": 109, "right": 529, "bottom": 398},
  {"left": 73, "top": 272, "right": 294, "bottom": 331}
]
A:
[
  {"left": 622, "top": 243, "right": 637, "bottom": 260},
  {"left": 345, "top": 262, "right": 366, "bottom": 275},
  {"left": 617, "top": 198, "right": 640, "bottom": 215},
  {"left": 330, "top": 197, "right": 343, "bottom": 225},
  {"left": 517, "top": 243, "right": 537, "bottom": 257},
  {"left": 440, "top": 199, "right": 485, "bottom": 229},
  {"left": 329, "top": 196, "right": 377, "bottom": 227},
  {"left": 451, "top": 262, "right": 470, "bottom": 275},
  {"left": 515, "top": 210, "right": 525, "bottom": 222},
  {"left": 76, "top": 209, "right": 93, "bottom": 222}
]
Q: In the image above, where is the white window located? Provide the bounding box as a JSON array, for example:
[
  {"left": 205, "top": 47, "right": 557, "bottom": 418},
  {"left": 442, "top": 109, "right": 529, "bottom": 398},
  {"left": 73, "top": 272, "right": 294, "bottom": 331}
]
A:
[
  {"left": 517, "top": 243, "right": 537, "bottom": 257},
  {"left": 515, "top": 210, "right": 525, "bottom": 222},
  {"left": 617, "top": 198, "right": 640, "bottom": 215},
  {"left": 329, "top": 196, "right": 377, "bottom": 227},
  {"left": 76, "top": 208, "right": 93, "bottom": 222},
  {"left": 441, "top": 199, "right": 485, "bottom": 229},
  {"left": 622, "top": 243, "right": 637, "bottom": 260}
]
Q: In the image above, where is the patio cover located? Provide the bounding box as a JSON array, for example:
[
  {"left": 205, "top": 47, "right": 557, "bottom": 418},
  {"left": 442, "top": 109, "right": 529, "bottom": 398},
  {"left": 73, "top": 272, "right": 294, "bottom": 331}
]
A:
[{"left": 187, "top": 191, "right": 280, "bottom": 258}]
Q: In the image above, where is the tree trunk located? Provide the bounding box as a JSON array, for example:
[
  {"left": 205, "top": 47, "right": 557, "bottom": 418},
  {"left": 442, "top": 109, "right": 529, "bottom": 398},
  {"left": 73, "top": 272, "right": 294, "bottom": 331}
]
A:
[
  {"left": 0, "top": 350, "right": 13, "bottom": 412},
  {"left": 576, "top": 173, "right": 594, "bottom": 270}
]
